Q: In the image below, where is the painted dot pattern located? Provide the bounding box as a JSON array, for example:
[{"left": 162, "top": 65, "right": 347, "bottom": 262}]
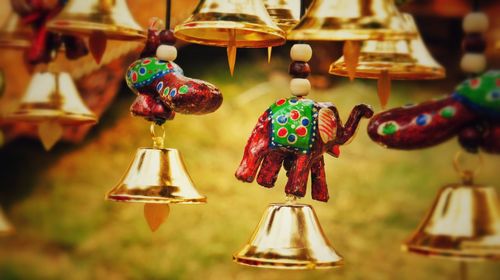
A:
[
  {"left": 454, "top": 71, "right": 500, "bottom": 115},
  {"left": 416, "top": 114, "right": 431, "bottom": 126},
  {"left": 379, "top": 121, "right": 398, "bottom": 136},
  {"left": 126, "top": 57, "right": 179, "bottom": 89},
  {"left": 440, "top": 106, "right": 456, "bottom": 118},
  {"left": 269, "top": 97, "right": 316, "bottom": 152}
]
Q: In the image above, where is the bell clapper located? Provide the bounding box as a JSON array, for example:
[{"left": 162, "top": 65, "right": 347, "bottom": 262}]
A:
[
  {"left": 343, "top": 40, "right": 361, "bottom": 81},
  {"left": 267, "top": 47, "right": 272, "bottom": 64},
  {"left": 38, "top": 121, "right": 64, "bottom": 151},
  {"left": 144, "top": 203, "right": 170, "bottom": 233},
  {"left": 227, "top": 29, "right": 237, "bottom": 76},
  {"left": 377, "top": 70, "right": 391, "bottom": 109}
]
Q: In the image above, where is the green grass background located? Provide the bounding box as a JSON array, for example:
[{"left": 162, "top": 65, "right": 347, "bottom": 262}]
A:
[{"left": 0, "top": 49, "right": 499, "bottom": 279}]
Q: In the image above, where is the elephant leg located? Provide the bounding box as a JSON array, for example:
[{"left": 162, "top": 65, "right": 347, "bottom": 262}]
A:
[
  {"left": 235, "top": 111, "right": 271, "bottom": 182},
  {"left": 284, "top": 154, "right": 312, "bottom": 198},
  {"left": 257, "top": 152, "right": 285, "bottom": 188},
  {"left": 311, "top": 156, "right": 329, "bottom": 202}
]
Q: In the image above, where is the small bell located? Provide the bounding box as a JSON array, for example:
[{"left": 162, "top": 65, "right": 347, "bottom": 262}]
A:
[
  {"left": 0, "top": 8, "right": 31, "bottom": 49},
  {"left": 263, "top": 0, "right": 301, "bottom": 31},
  {"left": 46, "top": 0, "right": 144, "bottom": 40},
  {"left": 329, "top": 14, "right": 445, "bottom": 80},
  {"left": 403, "top": 182, "right": 500, "bottom": 261},
  {"left": 233, "top": 202, "right": 343, "bottom": 269},
  {"left": 106, "top": 147, "right": 207, "bottom": 204},
  {"left": 2, "top": 71, "right": 97, "bottom": 125},
  {"left": 0, "top": 207, "right": 14, "bottom": 236},
  {"left": 287, "top": 0, "right": 415, "bottom": 41}
]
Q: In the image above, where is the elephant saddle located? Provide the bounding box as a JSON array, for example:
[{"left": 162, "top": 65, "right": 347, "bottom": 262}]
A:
[{"left": 268, "top": 97, "right": 317, "bottom": 154}]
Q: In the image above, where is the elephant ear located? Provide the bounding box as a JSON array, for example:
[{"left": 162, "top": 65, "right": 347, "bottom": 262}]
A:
[{"left": 318, "top": 108, "right": 337, "bottom": 143}]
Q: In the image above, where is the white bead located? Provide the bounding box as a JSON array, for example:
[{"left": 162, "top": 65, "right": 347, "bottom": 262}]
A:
[
  {"left": 460, "top": 53, "right": 486, "bottom": 73},
  {"left": 290, "top": 78, "right": 311, "bottom": 96},
  {"left": 156, "top": 45, "right": 177, "bottom": 61},
  {"left": 463, "top": 12, "right": 489, "bottom": 33},
  {"left": 290, "top": 44, "right": 312, "bottom": 62}
]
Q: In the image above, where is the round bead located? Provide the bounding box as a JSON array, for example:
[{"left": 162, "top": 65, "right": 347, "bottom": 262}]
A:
[
  {"left": 463, "top": 12, "right": 489, "bottom": 33},
  {"left": 290, "top": 78, "right": 311, "bottom": 96},
  {"left": 460, "top": 53, "right": 486, "bottom": 73},
  {"left": 462, "top": 33, "right": 486, "bottom": 53},
  {"left": 156, "top": 44, "right": 177, "bottom": 61},
  {"left": 290, "top": 44, "right": 312, "bottom": 62},
  {"left": 289, "top": 61, "right": 311, "bottom": 78},
  {"left": 159, "top": 29, "right": 176, "bottom": 45}
]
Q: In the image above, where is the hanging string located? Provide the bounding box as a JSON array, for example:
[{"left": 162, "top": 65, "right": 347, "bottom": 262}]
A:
[
  {"left": 298, "top": 0, "right": 307, "bottom": 44},
  {"left": 165, "top": 0, "right": 172, "bottom": 30}
]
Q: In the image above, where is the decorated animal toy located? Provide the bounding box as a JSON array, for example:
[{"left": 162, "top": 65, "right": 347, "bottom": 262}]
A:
[
  {"left": 368, "top": 71, "right": 500, "bottom": 154},
  {"left": 235, "top": 44, "right": 373, "bottom": 202},
  {"left": 126, "top": 25, "right": 222, "bottom": 124}
]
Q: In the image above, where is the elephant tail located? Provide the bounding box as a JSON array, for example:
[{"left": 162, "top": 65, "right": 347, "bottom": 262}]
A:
[{"left": 367, "top": 96, "right": 478, "bottom": 150}]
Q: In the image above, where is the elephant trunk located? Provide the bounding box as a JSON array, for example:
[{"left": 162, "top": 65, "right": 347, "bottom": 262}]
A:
[{"left": 335, "top": 104, "right": 374, "bottom": 145}]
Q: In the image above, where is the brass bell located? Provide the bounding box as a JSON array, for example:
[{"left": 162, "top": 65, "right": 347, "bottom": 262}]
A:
[
  {"left": 329, "top": 14, "right": 445, "bottom": 80},
  {"left": 233, "top": 203, "right": 343, "bottom": 269},
  {"left": 287, "top": 0, "right": 415, "bottom": 41},
  {"left": 0, "top": 8, "right": 31, "bottom": 49},
  {"left": 0, "top": 207, "right": 14, "bottom": 236},
  {"left": 2, "top": 71, "right": 97, "bottom": 125},
  {"left": 263, "top": 0, "right": 301, "bottom": 31},
  {"left": 46, "top": 0, "right": 144, "bottom": 40},
  {"left": 106, "top": 148, "right": 207, "bottom": 204},
  {"left": 174, "top": 0, "right": 286, "bottom": 48},
  {"left": 403, "top": 182, "right": 500, "bottom": 260}
]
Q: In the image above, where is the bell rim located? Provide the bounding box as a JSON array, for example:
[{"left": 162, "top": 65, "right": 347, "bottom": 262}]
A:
[
  {"left": 402, "top": 243, "right": 500, "bottom": 261},
  {"left": 329, "top": 63, "right": 446, "bottom": 80},
  {"left": 232, "top": 255, "right": 344, "bottom": 269},
  {"left": 47, "top": 20, "right": 145, "bottom": 40},
  {"left": 105, "top": 193, "right": 207, "bottom": 204},
  {"left": 287, "top": 29, "right": 418, "bottom": 42},
  {"left": 174, "top": 22, "right": 286, "bottom": 48},
  {"left": 1, "top": 111, "right": 98, "bottom": 125}
]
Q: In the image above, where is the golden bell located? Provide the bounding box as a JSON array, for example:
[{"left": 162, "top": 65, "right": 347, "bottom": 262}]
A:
[
  {"left": 0, "top": 207, "right": 14, "bottom": 236},
  {"left": 403, "top": 183, "right": 500, "bottom": 261},
  {"left": 263, "top": 0, "right": 301, "bottom": 31},
  {"left": 329, "top": 14, "right": 445, "bottom": 80},
  {"left": 47, "top": 0, "right": 144, "bottom": 40},
  {"left": 0, "top": 8, "right": 31, "bottom": 49},
  {"left": 233, "top": 203, "right": 343, "bottom": 269},
  {"left": 287, "top": 0, "right": 415, "bottom": 41},
  {"left": 106, "top": 148, "right": 207, "bottom": 204},
  {"left": 1, "top": 71, "right": 97, "bottom": 125},
  {"left": 174, "top": 0, "right": 286, "bottom": 48}
]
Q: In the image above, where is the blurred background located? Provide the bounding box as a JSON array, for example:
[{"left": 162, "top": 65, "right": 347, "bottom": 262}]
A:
[{"left": 0, "top": 0, "right": 499, "bottom": 279}]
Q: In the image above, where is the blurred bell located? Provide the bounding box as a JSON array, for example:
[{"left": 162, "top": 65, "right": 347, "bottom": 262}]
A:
[
  {"left": 2, "top": 71, "right": 97, "bottom": 125},
  {"left": 0, "top": 8, "right": 31, "bottom": 49},
  {"left": 403, "top": 183, "right": 500, "bottom": 261},
  {"left": 263, "top": 0, "right": 301, "bottom": 31},
  {"left": 287, "top": 0, "right": 415, "bottom": 41},
  {"left": 0, "top": 207, "right": 14, "bottom": 236},
  {"left": 106, "top": 148, "right": 207, "bottom": 204},
  {"left": 234, "top": 203, "right": 343, "bottom": 269},
  {"left": 46, "top": 0, "right": 144, "bottom": 40},
  {"left": 174, "top": 0, "right": 286, "bottom": 48},
  {"left": 329, "top": 14, "right": 445, "bottom": 80}
]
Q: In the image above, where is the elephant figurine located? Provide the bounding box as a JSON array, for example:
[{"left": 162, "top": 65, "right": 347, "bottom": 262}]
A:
[
  {"left": 367, "top": 70, "right": 500, "bottom": 154},
  {"left": 125, "top": 27, "right": 223, "bottom": 124},
  {"left": 236, "top": 97, "right": 373, "bottom": 202}
]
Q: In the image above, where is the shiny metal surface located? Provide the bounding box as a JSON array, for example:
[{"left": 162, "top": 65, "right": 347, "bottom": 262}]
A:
[
  {"left": 233, "top": 203, "right": 343, "bottom": 269},
  {"left": 403, "top": 183, "right": 500, "bottom": 261},
  {"left": 106, "top": 148, "right": 207, "bottom": 204},
  {"left": 0, "top": 10, "right": 31, "bottom": 49},
  {"left": 287, "top": 0, "right": 415, "bottom": 41},
  {"left": 2, "top": 71, "right": 97, "bottom": 125},
  {"left": 0, "top": 207, "right": 14, "bottom": 236},
  {"left": 174, "top": 0, "right": 286, "bottom": 48},
  {"left": 329, "top": 14, "right": 445, "bottom": 80},
  {"left": 263, "top": 0, "right": 301, "bottom": 31},
  {"left": 47, "top": 0, "right": 144, "bottom": 40}
]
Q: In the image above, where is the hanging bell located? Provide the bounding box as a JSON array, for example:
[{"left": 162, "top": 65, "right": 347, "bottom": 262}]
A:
[
  {"left": 403, "top": 182, "right": 500, "bottom": 261},
  {"left": 233, "top": 203, "right": 343, "bottom": 269},
  {"left": 1, "top": 71, "right": 97, "bottom": 125},
  {"left": 0, "top": 207, "right": 14, "bottom": 236},
  {"left": 106, "top": 148, "right": 207, "bottom": 204},
  {"left": 0, "top": 8, "right": 31, "bottom": 49},
  {"left": 287, "top": 0, "right": 415, "bottom": 41},
  {"left": 263, "top": 0, "right": 301, "bottom": 31},
  {"left": 329, "top": 14, "right": 445, "bottom": 80},
  {"left": 173, "top": 0, "right": 286, "bottom": 48},
  {"left": 46, "top": 0, "right": 144, "bottom": 40}
]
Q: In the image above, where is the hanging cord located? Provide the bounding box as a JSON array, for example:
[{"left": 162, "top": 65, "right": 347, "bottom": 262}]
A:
[
  {"left": 165, "top": 0, "right": 172, "bottom": 30},
  {"left": 453, "top": 150, "right": 483, "bottom": 185},
  {"left": 150, "top": 123, "right": 166, "bottom": 148}
]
